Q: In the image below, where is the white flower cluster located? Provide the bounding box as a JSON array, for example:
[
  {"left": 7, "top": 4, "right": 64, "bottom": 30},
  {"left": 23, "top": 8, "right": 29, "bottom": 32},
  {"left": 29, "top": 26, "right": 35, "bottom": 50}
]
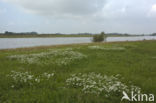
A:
[
  {"left": 66, "top": 73, "right": 141, "bottom": 97},
  {"left": 8, "top": 48, "right": 87, "bottom": 65},
  {"left": 88, "top": 46, "right": 125, "bottom": 50},
  {"left": 8, "top": 71, "right": 54, "bottom": 88},
  {"left": 54, "top": 50, "right": 87, "bottom": 66},
  {"left": 42, "top": 72, "right": 54, "bottom": 79},
  {"left": 130, "top": 85, "right": 141, "bottom": 93}
]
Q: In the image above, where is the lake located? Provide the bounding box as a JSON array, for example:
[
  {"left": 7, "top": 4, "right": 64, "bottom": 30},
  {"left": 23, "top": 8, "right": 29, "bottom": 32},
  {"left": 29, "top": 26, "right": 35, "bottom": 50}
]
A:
[{"left": 0, "top": 36, "right": 156, "bottom": 49}]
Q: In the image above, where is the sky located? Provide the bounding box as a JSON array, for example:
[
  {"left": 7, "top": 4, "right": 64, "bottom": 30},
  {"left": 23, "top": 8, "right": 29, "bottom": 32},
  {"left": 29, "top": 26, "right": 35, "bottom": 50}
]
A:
[{"left": 0, "top": 0, "right": 156, "bottom": 34}]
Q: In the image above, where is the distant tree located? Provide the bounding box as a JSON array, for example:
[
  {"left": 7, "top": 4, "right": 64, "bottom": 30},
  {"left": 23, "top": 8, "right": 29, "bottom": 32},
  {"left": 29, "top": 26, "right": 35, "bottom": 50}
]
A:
[
  {"left": 92, "top": 32, "right": 107, "bottom": 42},
  {"left": 5, "top": 31, "right": 13, "bottom": 34},
  {"left": 152, "top": 33, "right": 156, "bottom": 36},
  {"left": 30, "top": 32, "right": 38, "bottom": 35},
  {"left": 5, "top": 31, "right": 9, "bottom": 34}
]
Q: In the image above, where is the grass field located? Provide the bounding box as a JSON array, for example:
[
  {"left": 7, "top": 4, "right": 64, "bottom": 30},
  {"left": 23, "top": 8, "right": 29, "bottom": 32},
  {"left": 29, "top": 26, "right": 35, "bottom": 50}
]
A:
[{"left": 0, "top": 40, "right": 155, "bottom": 103}]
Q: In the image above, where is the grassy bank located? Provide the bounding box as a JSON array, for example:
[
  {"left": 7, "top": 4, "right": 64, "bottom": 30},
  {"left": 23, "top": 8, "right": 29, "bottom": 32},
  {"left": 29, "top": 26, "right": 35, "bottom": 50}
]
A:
[{"left": 0, "top": 40, "right": 155, "bottom": 103}]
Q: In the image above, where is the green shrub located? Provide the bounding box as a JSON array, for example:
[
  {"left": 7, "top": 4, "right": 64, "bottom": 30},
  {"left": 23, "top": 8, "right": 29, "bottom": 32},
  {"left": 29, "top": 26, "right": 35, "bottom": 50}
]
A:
[{"left": 92, "top": 32, "right": 106, "bottom": 42}]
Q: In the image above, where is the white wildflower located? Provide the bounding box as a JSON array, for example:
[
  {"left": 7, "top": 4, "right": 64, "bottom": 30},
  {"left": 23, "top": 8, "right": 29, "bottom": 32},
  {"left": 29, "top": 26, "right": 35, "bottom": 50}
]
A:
[
  {"left": 8, "top": 48, "right": 87, "bottom": 66},
  {"left": 88, "top": 46, "right": 125, "bottom": 50},
  {"left": 7, "top": 71, "right": 55, "bottom": 88},
  {"left": 66, "top": 73, "right": 141, "bottom": 97},
  {"left": 11, "top": 85, "right": 15, "bottom": 88}
]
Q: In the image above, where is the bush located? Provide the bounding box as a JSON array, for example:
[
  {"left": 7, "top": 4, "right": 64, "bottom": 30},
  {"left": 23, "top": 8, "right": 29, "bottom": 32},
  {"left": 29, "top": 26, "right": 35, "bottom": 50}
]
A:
[{"left": 92, "top": 32, "right": 106, "bottom": 42}]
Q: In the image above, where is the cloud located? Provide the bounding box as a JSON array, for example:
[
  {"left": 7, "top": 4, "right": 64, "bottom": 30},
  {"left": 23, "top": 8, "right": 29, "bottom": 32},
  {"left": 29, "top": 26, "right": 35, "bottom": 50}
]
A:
[
  {"left": 150, "top": 4, "right": 156, "bottom": 13},
  {"left": 0, "top": 8, "right": 7, "bottom": 14},
  {"left": 151, "top": 4, "right": 156, "bottom": 12},
  {"left": 148, "top": 4, "right": 156, "bottom": 17},
  {"left": 3, "top": 0, "right": 106, "bottom": 18},
  {"left": 3, "top": 0, "right": 156, "bottom": 19},
  {"left": 6, "top": 21, "right": 15, "bottom": 26},
  {"left": 2, "top": 0, "right": 156, "bottom": 34}
]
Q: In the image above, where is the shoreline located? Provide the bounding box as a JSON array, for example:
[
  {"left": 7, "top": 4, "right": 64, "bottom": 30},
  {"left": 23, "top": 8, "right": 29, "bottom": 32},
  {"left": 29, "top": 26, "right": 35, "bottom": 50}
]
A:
[
  {"left": 0, "top": 35, "right": 145, "bottom": 38},
  {"left": 0, "top": 40, "right": 155, "bottom": 51}
]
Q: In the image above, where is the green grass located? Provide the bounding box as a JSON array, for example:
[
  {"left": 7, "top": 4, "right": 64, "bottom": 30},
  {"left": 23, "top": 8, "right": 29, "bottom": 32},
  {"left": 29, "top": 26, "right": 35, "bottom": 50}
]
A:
[{"left": 0, "top": 40, "right": 156, "bottom": 103}]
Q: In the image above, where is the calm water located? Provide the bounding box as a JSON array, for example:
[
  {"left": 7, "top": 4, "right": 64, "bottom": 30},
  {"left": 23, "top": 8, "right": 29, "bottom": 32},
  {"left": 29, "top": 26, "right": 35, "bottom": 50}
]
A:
[{"left": 0, "top": 36, "right": 156, "bottom": 49}]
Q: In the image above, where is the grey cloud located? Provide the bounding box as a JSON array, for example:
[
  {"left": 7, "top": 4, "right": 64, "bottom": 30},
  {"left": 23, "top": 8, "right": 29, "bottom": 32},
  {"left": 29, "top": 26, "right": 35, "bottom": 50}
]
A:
[
  {"left": 5, "top": 0, "right": 106, "bottom": 17},
  {"left": 5, "top": 0, "right": 156, "bottom": 19},
  {"left": 0, "top": 8, "right": 7, "bottom": 14},
  {"left": 2, "top": 0, "right": 156, "bottom": 34}
]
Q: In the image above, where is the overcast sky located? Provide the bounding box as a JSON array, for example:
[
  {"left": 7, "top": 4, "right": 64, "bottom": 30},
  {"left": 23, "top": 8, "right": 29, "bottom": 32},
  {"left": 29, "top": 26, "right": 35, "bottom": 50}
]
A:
[{"left": 1, "top": 0, "right": 156, "bottom": 34}]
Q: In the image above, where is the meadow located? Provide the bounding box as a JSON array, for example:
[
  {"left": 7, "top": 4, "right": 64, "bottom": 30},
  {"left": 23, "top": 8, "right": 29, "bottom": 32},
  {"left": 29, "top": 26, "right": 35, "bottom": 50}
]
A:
[{"left": 0, "top": 40, "right": 155, "bottom": 103}]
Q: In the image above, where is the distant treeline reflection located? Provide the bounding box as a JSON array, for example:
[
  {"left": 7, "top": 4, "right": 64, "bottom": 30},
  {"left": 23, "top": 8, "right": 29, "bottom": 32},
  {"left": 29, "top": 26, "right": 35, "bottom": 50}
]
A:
[{"left": 0, "top": 31, "right": 156, "bottom": 37}]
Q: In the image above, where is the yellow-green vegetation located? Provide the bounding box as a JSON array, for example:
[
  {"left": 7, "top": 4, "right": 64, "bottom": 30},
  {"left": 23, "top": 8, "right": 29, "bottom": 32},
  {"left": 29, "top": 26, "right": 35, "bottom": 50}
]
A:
[{"left": 0, "top": 40, "right": 156, "bottom": 103}]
